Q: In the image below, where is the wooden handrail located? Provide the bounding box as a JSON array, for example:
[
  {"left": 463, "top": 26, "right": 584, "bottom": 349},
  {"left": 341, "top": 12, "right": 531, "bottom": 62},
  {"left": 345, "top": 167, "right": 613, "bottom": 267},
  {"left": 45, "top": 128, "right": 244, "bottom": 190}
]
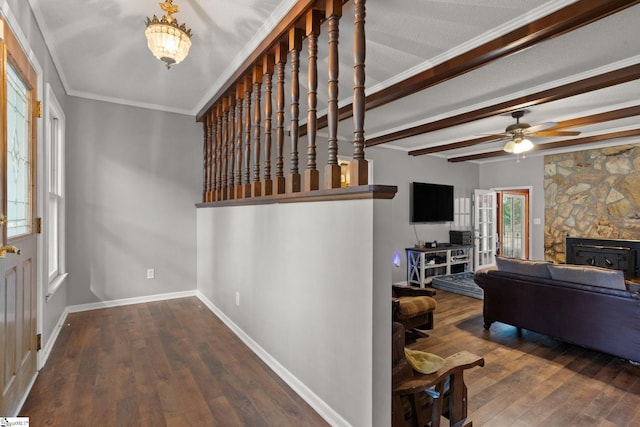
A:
[{"left": 196, "top": 185, "right": 397, "bottom": 207}]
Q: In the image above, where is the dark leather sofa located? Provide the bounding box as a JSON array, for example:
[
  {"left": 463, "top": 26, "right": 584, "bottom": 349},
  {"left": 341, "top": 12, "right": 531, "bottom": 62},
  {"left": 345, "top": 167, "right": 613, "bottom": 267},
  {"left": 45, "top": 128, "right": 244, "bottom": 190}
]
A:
[{"left": 474, "top": 265, "right": 640, "bottom": 363}]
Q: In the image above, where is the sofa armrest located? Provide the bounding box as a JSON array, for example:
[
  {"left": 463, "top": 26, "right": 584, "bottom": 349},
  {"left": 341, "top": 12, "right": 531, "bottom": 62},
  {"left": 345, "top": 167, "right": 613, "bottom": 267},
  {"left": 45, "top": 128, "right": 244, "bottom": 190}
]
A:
[{"left": 393, "top": 284, "right": 436, "bottom": 297}]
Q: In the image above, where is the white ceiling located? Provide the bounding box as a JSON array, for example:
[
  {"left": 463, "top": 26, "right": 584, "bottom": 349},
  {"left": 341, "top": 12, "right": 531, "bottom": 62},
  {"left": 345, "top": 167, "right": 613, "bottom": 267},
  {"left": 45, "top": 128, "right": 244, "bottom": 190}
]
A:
[{"left": 26, "top": 0, "right": 640, "bottom": 162}]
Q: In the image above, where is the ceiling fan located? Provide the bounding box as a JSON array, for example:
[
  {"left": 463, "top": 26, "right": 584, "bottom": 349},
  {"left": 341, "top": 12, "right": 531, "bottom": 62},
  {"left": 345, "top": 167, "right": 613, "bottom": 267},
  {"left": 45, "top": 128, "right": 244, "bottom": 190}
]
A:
[{"left": 497, "top": 110, "right": 581, "bottom": 153}]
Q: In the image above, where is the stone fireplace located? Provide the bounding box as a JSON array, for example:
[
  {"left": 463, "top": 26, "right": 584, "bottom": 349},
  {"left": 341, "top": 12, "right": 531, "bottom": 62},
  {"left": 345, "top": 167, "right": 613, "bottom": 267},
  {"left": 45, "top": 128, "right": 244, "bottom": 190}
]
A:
[{"left": 544, "top": 143, "right": 640, "bottom": 263}]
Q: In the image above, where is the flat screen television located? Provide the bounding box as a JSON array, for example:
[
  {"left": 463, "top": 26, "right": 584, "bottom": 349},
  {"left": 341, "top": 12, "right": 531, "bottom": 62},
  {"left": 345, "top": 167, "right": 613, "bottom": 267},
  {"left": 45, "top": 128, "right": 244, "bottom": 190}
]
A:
[{"left": 410, "top": 182, "right": 454, "bottom": 223}]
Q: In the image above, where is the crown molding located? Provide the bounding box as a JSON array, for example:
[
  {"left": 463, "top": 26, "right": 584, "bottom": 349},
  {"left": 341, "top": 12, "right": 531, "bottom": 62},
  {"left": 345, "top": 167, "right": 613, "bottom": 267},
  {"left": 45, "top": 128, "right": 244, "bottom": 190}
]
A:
[{"left": 66, "top": 88, "right": 195, "bottom": 116}]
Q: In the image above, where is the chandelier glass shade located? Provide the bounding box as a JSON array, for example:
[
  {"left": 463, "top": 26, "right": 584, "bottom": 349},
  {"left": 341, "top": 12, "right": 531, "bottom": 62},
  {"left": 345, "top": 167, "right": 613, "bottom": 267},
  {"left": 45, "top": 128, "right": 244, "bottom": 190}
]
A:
[
  {"left": 503, "top": 136, "right": 533, "bottom": 154},
  {"left": 145, "top": 0, "right": 192, "bottom": 69}
]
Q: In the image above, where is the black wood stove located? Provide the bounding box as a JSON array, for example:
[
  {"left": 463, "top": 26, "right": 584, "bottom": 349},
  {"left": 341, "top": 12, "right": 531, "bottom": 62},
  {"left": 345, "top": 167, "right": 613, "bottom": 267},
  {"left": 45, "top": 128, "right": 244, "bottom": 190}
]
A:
[{"left": 566, "top": 237, "right": 640, "bottom": 278}]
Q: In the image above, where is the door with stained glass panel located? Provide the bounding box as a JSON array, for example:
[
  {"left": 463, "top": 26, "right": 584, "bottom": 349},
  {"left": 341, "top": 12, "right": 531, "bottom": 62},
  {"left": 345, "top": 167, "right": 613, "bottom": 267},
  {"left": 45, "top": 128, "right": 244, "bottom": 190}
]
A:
[{"left": 0, "top": 19, "right": 38, "bottom": 416}]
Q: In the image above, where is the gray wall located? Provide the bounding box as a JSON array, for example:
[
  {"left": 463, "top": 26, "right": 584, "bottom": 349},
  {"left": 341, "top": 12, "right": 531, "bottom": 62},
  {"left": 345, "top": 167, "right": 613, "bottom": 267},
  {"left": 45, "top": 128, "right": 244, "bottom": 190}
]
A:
[
  {"left": 479, "top": 155, "right": 545, "bottom": 259},
  {"left": 65, "top": 97, "right": 201, "bottom": 305},
  {"left": 365, "top": 146, "right": 480, "bottom": 283},
  {"left": 197, "top": 198, "right": 394, "bottom": 426}
]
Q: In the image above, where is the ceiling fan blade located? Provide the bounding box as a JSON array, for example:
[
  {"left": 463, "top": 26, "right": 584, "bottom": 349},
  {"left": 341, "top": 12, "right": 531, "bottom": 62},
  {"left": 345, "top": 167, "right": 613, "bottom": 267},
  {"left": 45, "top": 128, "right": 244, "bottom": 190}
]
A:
[
  {"left": 478, "top": 133, "right": 509, "bottom": 138},
  {"left": 524, "top": 121, "right": 557, "bottom": 133},
  {"left": 530, "top": 130, "right": 582, "bottom": 137}
]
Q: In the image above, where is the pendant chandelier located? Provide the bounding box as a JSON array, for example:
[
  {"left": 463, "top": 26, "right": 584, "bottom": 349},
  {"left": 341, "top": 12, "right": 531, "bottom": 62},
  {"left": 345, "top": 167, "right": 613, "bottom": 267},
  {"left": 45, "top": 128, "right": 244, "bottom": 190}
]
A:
[{"left": 145, "top": 0, "right": 192, "bottom": 69}]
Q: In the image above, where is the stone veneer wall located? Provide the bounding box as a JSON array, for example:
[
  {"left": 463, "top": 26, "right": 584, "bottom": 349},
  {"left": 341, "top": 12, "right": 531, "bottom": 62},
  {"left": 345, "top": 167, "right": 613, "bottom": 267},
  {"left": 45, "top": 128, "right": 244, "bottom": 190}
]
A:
[{"left": 544, "top": 143, "right": 640, "bottom": 263}]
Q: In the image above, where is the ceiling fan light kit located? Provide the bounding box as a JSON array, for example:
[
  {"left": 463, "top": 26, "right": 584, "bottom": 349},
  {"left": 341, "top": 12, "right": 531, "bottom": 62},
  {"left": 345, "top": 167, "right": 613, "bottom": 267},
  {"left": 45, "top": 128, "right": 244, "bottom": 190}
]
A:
[
  {"left": 499, "top": 110, "right": 580, "bottom": 155},
  {"left": 145, "top": 0, "right": 192, "bottom": 69},
  {"left": 503, "top": 136, "right": 533, "bottom": 154}
]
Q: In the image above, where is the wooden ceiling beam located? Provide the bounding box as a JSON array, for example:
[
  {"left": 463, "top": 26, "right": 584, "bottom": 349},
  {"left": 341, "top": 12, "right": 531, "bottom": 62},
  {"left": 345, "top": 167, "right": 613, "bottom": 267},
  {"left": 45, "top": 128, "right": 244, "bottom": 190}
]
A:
[
  {"left": 544, "top": 105, "right": 640, "bottom": 131},
  {"left": 299, "top": 0, "right": 640, "bottom": 136},
  {"left": 409, "top": 135, "right": 504, "bottom": 156},
  {"left": 367, "top": 64, "right": 640, "bottom": 147},
  {"left": 410, "top": 105, "right": 640, "bottom": 156},
  {"left": 447, "top": 128, "right": 640, "bottom": 162}
]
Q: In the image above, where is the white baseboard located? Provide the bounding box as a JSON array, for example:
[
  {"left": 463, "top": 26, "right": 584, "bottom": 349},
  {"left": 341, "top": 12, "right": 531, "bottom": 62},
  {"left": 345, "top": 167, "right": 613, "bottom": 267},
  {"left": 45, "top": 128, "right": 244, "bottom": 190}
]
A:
[
  {"left": 13, "top": 372, "right": 38, "bottom": 417},
  {"left": 196, "top": 290, "right": 351, "bottom": 427},
  {"left": 39, "top": 308, "right": 69, "bottom": 369},
  {"left": 65, "top": 289, "right": 198, "bottom": 313}
]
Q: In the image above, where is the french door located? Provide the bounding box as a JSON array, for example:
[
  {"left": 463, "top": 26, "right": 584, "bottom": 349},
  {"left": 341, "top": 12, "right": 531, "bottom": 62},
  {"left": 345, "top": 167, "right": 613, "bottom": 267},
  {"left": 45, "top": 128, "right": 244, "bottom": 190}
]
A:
[
  {"left": 473, "top": 189, "right": 497, "bottom": 270},
  {"left": 497, "top": 189, "right": 530, "bottom": 259},
  {"left": 0, "top": 17, "right": 39, "bottom": 415}
]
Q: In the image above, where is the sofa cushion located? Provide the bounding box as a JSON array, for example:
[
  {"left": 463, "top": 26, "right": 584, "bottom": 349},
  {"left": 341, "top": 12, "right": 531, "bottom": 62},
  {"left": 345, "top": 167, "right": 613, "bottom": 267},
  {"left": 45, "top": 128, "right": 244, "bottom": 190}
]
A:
[
  {"left": 395, "top": 296, "right": 437, "bottom": 320},
  {"left": 547, "top": 264, "right": 626, "bottom": 290},
  {"left": 495, "top": 256, "right": 552, "bottom": 279}
]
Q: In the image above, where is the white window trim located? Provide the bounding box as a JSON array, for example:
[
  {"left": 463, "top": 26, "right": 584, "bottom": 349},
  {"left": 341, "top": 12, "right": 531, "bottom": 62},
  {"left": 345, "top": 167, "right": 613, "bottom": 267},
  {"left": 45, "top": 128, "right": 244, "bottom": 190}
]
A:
[{"left": 44, "top": 83, "right": 66, "bottom": 301}]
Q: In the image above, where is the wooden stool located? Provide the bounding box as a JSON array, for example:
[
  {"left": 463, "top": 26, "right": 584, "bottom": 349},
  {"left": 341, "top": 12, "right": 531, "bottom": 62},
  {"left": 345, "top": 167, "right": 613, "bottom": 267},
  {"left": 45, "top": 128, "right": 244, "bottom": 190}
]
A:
[{"left": 392, "top": 322, "right": 484, "bottom": 427}]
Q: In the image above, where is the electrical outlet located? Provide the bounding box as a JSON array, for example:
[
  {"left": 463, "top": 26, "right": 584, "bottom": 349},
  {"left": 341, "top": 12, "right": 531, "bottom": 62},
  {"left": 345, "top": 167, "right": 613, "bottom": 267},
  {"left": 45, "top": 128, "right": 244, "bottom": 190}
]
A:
[
  {"left": 235, "top": 291, "right": 240, "bottom": 306},
  {"left": 146, "top": 268, "right": 155, "bottom": 279}
]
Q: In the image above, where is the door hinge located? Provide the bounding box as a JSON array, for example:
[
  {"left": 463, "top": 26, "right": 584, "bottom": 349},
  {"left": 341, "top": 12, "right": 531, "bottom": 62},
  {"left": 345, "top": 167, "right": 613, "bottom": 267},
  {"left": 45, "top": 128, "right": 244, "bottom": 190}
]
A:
[
  {"left": 35, "top": 217, "right": 42, "bottom": 234},
  {"left": 35, "top": 100, "right": 42, "bottom": 118},
  {"left": 36, "top": 333, "right": 42, "bottom": 351}
]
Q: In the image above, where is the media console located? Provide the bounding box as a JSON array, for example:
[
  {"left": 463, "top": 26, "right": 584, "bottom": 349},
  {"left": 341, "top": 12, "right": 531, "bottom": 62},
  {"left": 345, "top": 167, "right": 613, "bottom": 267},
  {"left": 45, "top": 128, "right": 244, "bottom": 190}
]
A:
[{"left": 406, "top": 244, "right": 473, "bottom": 287}]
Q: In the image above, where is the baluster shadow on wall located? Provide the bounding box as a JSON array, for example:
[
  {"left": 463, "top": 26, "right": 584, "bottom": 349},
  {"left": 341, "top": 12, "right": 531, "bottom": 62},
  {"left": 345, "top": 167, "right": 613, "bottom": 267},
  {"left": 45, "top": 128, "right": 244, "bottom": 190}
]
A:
[{"left": 196, "top": 0, "right": 394, "bottom": 207}]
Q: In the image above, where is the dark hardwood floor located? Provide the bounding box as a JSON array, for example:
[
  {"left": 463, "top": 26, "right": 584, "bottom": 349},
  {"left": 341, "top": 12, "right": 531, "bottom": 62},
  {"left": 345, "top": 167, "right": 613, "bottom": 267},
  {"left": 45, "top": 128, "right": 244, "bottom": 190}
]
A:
[
  {"left": 411, "top": 290, "right": 640, "bottom": 427},
  {"left": 20, "top": 297, "right": 328, "bottom": 426},
  {"left": 20, "top": 292, "right": 640, "bottom": 426}
]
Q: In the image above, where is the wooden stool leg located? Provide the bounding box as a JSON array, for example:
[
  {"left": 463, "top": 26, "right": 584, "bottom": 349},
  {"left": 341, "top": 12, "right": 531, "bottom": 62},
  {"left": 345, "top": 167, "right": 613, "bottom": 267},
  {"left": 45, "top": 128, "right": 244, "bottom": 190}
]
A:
[
  {"left": 447, "top": 372, "right": 469, "bottom": 427},
  {"left": 391, "top": 396, "right": 408, "bottom": 427},
  {"left": 429, "top": 383, "right": 445, "bottom": 427}
]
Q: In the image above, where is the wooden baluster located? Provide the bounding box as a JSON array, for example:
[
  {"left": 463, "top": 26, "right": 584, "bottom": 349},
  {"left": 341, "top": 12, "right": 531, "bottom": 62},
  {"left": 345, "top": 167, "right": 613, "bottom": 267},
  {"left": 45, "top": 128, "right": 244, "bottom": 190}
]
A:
[
  {"left": 305, "top": 11, "right": 322, "bottom": 191},
  {"left": 243, "top": 75, "right": 253, "bottom": 198},
  {"left": 210, "top": 110, "right": 218, "bottom": 202},
  {"left": 325, "top": 0, "right": 342, "bottom": 189},
  {"left": 252, "top": 65, "right": 263, "bottom": 197},
  {"left": 202, "top": 119, "right": 208, "bottom": 202},
  {"left": 228, "top": 95, "right": 236, "bottom": 200},
  {"left": 263, "top": 54, "right": 275, "bottom": 196},
  {"left": 216, "top": 104, "right": 223, "bottom": 200},
  {"left": 222, "top": 98, "right": 229, "bottom": 200},
  {"left": 288, "top": 28, "right": 304, "bottom": 194},
  {"left": 235, "top": 83, "right": 245, "bottom": 199},
  {"left": 350, "top": 0, "right": 368, "bottom": 186},
  {"left": 274, "top": 41, "right": 288, "bottom": 195},
  {"left": 203, "top": 116, "right": 211, "bottom": 202}
]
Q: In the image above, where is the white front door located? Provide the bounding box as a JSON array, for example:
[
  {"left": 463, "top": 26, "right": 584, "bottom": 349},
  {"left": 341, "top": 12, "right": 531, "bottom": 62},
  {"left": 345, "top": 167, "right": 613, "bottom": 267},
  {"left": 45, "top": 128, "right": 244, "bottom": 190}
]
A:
[
  {"left": 473, "top": 189, "right": 497, "bottom": 270},
  {"left": 0, "top": 18, "right": 39, "bottom": 415}
]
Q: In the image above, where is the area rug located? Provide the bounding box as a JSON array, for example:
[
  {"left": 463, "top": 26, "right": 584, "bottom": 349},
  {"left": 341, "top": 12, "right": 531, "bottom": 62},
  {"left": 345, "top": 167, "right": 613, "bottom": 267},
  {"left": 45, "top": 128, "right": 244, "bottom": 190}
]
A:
[{"left": 431, "top": 272, "right": 483, "bottom": 299}]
